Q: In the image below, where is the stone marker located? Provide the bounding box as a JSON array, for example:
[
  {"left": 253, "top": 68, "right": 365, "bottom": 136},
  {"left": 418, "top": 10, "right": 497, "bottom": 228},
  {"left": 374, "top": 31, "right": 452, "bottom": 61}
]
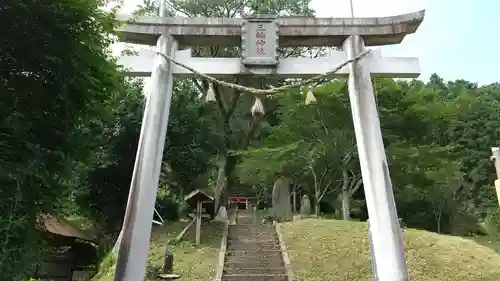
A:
[
  {"left": 271, "top": 176, "right": 292, "bottom": 221},
  {"left": 299, "top": 194, "right": 311, "bottom": 215}
]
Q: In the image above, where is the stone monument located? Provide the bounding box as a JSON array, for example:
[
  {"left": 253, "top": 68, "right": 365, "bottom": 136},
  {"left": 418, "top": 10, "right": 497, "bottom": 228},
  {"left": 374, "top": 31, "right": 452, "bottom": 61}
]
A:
[
  {"left": 271, "top": 176, "right": 293, "bottom": 221},
  {"left": 299, "top": 194, "right": 311, "bottom": 215}
]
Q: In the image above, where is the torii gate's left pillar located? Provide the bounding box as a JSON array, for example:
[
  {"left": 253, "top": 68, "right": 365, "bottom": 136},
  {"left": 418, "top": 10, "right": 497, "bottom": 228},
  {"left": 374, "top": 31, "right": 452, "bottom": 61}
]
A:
[{"left": 113, "top": 34, "right": 177, "bottom": 281}]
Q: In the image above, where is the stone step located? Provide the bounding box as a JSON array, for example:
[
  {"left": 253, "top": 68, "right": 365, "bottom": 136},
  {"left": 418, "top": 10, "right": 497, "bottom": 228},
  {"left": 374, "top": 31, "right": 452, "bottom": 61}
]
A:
[
  {"left": 227, "top": 242, "right": 279, "bottom": 248},
  {"left": 222, "top": 274, "right": 288, "bottom": 281},
  {"left": 228, "top": 235, "right": 276, "bottom": 241},
  {"left": 228, "top": 230, "right": 276, "bottom": 237},
  {"left": 228, "top": 232, "right": 275, "bottom": 238},
  {"left": 228, "top": 237, "right": 277, "bottom": 243},
  {"left": 226, "top": 250, "right": 282, "bottom": 258},
  {"left": 228, "top": 227, "right": 275, "bottom": 233},
  {"left": 225, "top": 256, "right": 284, "bottom": 268},
  {"left": 223, "top": 267, "right": 286, "bottom": 275},
  {"left": 229, "top": 226, "right": 273, "bottom": 231},
  {"left": 227, "top": 243, "right": 280, "bottom": 252},
  {"left": 227, "top": 237, "right": 278, "bottom": 243},
  {"left": 237, "top": 222, "right": 255, "bottom": 225},
  {"left": 222, "top": 213, "right": 287, "bottom": 281}
]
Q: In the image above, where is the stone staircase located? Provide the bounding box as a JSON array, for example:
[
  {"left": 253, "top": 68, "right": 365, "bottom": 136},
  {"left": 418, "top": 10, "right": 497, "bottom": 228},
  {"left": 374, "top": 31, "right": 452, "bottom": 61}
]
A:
[{"left": 222, "top": 209, "right": 288, "bottom": 281}]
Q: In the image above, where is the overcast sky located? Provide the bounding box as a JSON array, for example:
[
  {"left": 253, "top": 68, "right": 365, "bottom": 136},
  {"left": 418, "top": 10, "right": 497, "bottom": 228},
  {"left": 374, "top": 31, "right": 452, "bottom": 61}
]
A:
[{"left": 118, "top": 0, "right": 500, "bottom": 85}]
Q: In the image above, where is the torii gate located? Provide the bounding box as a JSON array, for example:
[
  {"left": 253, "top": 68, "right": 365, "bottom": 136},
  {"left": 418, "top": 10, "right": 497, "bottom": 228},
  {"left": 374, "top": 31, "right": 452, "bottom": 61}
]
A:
[{"left": 114, "top": 10, "right": 425, "bottom": 281}]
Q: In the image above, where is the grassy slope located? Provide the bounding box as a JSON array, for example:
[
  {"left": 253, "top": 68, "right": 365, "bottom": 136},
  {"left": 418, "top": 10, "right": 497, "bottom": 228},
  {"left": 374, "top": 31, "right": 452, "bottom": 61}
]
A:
[
  {"left": 92, "top": 221, "right": 223, "bottom": 281},
  {"left": 280, "top": 219, "right": 500, "bottom": 281}
]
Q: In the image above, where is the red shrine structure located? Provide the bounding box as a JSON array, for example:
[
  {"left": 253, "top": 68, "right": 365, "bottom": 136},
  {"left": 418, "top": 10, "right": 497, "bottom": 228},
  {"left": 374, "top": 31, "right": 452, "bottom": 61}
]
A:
[{"left": 228, "top": 194, "right": 253, "bottom": 210}]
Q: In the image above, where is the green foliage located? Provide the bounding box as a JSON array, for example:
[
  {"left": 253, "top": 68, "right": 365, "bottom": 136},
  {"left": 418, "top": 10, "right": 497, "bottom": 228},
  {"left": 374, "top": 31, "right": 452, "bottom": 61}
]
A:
[
  {"left": 238, "top": 82, "right": 352, "bottom": 185},
  {"left": 483, "top": 207, "right": 500, "bottom": 238},
  {"left": 76, "top": 79, "right": 145, "bottom": 238},
  {"left": 0, "top": 0, "right": 125, "bottom": 278},
  {"left": 155, "top": 193, "right": 180, "bottom": 222},
  {"left": 240, "top": 76, "right": 500, "bottom": 235},
  {"left": 77, "top": 78, "right": 219, "bottom": 245}
]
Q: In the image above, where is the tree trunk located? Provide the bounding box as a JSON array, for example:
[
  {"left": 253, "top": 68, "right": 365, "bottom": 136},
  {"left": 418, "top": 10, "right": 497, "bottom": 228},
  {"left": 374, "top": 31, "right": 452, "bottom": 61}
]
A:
[
  {"left": 310, "top": 165, "right": 321, "bottom": 217},
  {"left": 435, "top": 209, "right": 443, "bottom": 233},
  {"left": 214, "top": 159, "right": 225, "bottom": 214},
  {"left": 314, "top": 187, "right": 321, "bottom": 216},
  {"left": 341, "top": 189, "right": 350, "bottom": 220},
  {"left": 222, "top": 154, "right": 238, "bottom": 203},
  {"left": 341, "top": 168, "right": 350, "bottom": 220}
]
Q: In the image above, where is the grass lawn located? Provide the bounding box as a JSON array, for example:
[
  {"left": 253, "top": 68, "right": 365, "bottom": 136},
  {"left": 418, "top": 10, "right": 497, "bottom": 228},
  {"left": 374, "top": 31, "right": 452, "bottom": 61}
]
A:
[
  {"left": 280, "top": 218, "right": 500, "bottom": 281},
  {"left": 92, "top": 220, "right": 223, "bottom": 281}
]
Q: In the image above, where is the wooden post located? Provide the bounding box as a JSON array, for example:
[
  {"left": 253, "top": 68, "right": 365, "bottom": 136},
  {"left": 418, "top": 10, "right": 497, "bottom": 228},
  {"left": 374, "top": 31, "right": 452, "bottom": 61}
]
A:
[
  {"left": 292, "top": 190, "right": 297, "bottom": 213},
  {"left": 252, "top": 205, "right": 257, "bottom": 224},
  {"left": 234, "top": 204, "right": 239, "bottom": 225},
  {"left": 195, "top": 200, "right": 202, "bottom": 245}
]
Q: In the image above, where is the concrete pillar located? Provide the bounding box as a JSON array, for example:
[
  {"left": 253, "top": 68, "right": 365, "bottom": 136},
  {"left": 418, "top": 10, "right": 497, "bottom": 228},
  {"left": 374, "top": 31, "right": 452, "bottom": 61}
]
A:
[
  {"left": 367, "top": 219, "right": 378, "bottom": 281},
  {"left": 113, "top": 33, "right": 178, "bottom": 281},
  {"left": 491, "top": 147, "right": 500, "bottom": 179},
  {"left": 342, "top": 35, "right": 409, "bottom": 281},
  {"left": 491, "top": 147, "right": 500, "bottom": 207}
]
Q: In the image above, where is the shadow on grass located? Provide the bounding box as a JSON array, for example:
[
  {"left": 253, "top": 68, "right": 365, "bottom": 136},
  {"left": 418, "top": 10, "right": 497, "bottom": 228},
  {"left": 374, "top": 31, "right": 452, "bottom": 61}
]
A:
[
  {"left": 92, "top": 220, "right": 224, "bottom": 281},
  {"left": 466, "top": 235, "right": 500, "bottom": 253},
  {"left": 147, "top": 220, "right": 224, "bottom": 281},
  {"left": 281, "top": 219, "right": 500, "bottom": 281}
]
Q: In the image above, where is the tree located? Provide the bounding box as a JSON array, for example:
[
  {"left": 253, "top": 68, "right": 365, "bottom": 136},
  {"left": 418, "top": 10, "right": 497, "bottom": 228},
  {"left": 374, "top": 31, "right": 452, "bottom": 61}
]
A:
[
  {"left": 240, "top": 75, "right": 500, "bottom": 234},
  {"left": 78, "top": 79, "right": 219, "bottom": 244},
  {"left": 239, "top": 81, "right": 360, "bottom": 216},
  {"left": 0, "top": 0, "right": 126, "bottom": 278},
  {"left": 132, "top": 0, "right": 316, "bottom": 216},
  {"left": 76, "top": 79, "right": 145, "bottom": 241}
]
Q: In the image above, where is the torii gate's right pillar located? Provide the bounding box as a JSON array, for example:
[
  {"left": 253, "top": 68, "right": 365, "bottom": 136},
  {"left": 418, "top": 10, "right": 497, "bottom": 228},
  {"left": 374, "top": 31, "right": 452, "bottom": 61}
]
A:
[
  {"left": 344, "top": 35, "right": 409, "bottom": 281},
  {"left": 491, "top": 147, "right": 500, "bottom": 207}
]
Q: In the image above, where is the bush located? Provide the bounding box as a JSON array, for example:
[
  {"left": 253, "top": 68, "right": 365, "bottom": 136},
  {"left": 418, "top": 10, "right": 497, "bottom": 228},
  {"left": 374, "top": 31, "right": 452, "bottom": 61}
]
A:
[
  {"left": 155, "top": 196, "right": 180, "bottom": 222},
  {"left": 483, "top": 207, "right": 500, "bottom": 238},
  {"left": 450, "top": 210, "right": 487, "bottom": 236}
]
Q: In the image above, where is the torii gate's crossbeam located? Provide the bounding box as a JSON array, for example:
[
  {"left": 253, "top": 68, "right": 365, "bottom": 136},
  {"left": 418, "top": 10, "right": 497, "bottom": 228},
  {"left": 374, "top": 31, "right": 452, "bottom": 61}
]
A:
[
  {"left": 116, "top": 10, "right": 425, "bottom": 47},
  {"left": 119, "top": 48, "right": 420, "bottom": 78}
]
